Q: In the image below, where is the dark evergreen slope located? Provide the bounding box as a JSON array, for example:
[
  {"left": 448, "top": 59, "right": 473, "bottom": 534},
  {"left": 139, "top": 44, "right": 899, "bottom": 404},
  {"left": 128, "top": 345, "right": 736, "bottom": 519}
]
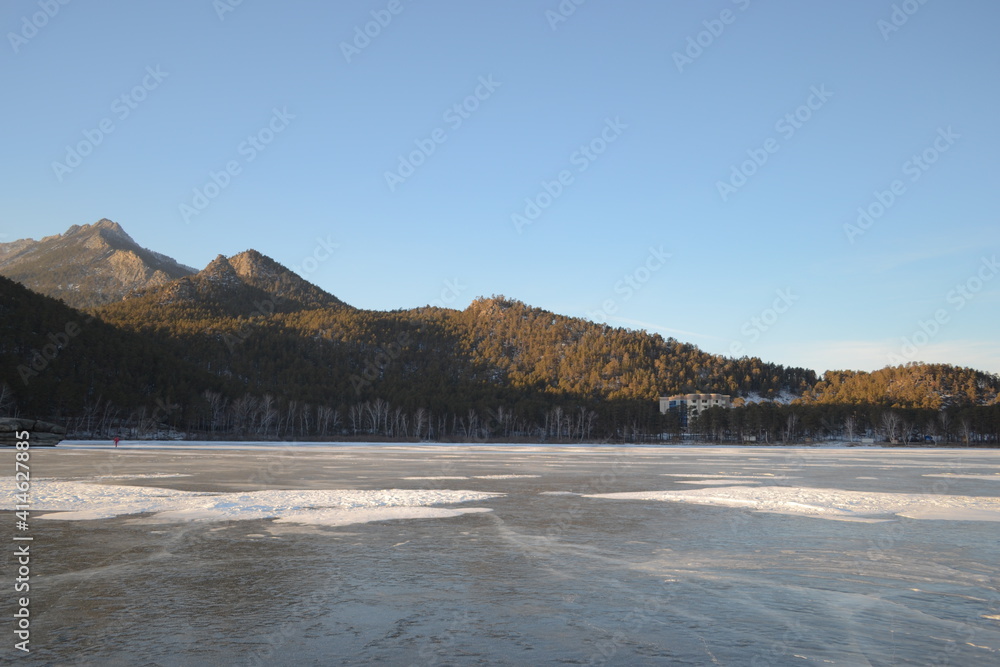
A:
[
  {"left": 0, "top": 274, "right": 229, "bottom": 424},
  {"left": 0, "top": 219, "right": 195, "bottom": 308}
]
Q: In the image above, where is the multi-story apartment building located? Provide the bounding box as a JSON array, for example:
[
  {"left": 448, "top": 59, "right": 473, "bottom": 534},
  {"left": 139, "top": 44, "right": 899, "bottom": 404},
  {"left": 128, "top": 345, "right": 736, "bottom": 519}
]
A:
[{"left": 659, "top": 393, "right": 732, "bottom": 426}]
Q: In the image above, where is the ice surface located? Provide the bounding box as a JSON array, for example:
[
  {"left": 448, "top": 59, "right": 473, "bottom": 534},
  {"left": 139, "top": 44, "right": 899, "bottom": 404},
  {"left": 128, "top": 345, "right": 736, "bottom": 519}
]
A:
[{"left": 8, "top": 444, "right": 1000, "bottom": 665}]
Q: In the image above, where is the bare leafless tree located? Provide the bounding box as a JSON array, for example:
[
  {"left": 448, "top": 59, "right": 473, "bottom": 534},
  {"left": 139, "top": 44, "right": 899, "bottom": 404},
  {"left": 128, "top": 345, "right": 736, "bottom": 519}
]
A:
[
  {"left": 959, "top": 417, "right": 973, "bottom": 446},
  {"left": 880, "top": 411, "right": 901, "bottom": 443},
  {"left": 549, "top": 406, "right": 564, "bottom": 439},
  {"left": 466, "top": 409, "right": 480, "bottom": 440},
  {"left": 80, "top": 396, "right": 102, "bottom": 434},
  {"left": 259, "top": 394, "right": 277, "bottom": 436},
  {"left": 349, "top": 403, "right": 364, "bottom": 435},
  {"left": 364, "top": 399, "right": 389, "bottom": 435},
  {"left": 784, "top": 413, "right": 799, "bottom": 443},
  {"left": 99, "top": 400, "right": 120, "bottom": 438},
  {"left": 203, "top": 390, "right": 227, "bottom": 434},
  {"left": 493, "top": 406, "right": 511, "bottom": 439},
  {"left": 317, "top": 405, "right": 337, "bottom": 437},
  {"left": 231, "top": 394, "right": 257, "bottom": 435},
  {"left": 0, "top": 383, "right": 15, "bottom": 417},
  {"left": 394, "top": 408, "right": 408, "bottom": 439},
  {"left": 299, "top": 403, "right": 313, "bottom": 437},
  {"left": 844, "top": 415, "right": 857, "bottom": 442},
  {"left": 413, "top": 407, "right": 428, "bottom": 440},
  {"left": 285, "top": 400, "right": 300, "bottom": 437},
  {"left": 899, "top": 416, "right": 913, "bottom": 444},
  {"left": 938, "top": 411, "right": 951, "bottom": 444},
  {"left": 582, "top": 409, "right": 597, "bottom": 441}
]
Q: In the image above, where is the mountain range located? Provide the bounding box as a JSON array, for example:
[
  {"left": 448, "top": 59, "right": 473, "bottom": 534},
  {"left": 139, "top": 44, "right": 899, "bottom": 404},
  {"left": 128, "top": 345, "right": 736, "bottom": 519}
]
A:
[{"left": 0, "top": 220, "right": 997, "bottom": 441}]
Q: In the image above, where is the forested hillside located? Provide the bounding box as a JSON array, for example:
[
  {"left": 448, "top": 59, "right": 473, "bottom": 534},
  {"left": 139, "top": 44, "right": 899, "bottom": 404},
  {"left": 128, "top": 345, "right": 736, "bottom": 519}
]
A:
[
  {"left": 0, "top": 274, "right": 230, "bottom": 428},
  {"left": 2, "top": 242, "right": 997, "bottom": 443},
  {"left": 799, "top": 365, "right": 1000, "bottom": 409}
]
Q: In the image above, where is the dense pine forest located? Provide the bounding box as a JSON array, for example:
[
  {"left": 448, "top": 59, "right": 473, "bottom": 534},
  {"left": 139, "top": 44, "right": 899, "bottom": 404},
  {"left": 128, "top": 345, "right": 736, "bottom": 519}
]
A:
[{"left": 1, "top": 252, "right": 998, "bottom": 445}]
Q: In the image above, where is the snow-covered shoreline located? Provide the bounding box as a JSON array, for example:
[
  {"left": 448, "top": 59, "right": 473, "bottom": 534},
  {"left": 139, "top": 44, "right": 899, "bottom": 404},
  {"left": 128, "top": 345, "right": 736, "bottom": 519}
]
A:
[{"left": 52, "top": 439, "right": 998, "bottom": 451}]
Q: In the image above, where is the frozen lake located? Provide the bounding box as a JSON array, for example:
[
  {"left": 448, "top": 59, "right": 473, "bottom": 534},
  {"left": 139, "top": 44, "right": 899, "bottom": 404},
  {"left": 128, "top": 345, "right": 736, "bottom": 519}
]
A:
[{"left": 5, "top": 443, "right": 1000, "bottom": 665}]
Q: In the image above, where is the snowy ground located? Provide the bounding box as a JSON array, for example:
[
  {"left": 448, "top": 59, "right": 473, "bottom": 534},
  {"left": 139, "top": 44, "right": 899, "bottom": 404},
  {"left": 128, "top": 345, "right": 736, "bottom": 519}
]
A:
[{"left": 3, "top": 444, "right": 999, "bottom": 665}]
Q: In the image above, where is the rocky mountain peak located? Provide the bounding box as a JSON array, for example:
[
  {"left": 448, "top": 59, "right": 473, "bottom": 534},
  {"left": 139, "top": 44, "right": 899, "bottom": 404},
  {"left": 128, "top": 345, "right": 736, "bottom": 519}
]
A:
[
  {"left": 0, "top": 219, "right": 196, "bottom": 308},
  {"left": 92, "top": 219, "right": 134, "bottom": 244},
  {"left": 59, "top": 219, "right": 135, "bottom": 246},
  {"left": 200, "top": 255, "right": 242, "bottom": 284},
  {"left": 228, "top": 249, "right": 281, "bottom": 280}
]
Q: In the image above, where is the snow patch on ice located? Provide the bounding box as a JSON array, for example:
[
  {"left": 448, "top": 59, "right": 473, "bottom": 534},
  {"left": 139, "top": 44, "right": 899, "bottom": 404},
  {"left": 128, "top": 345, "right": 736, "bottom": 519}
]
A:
[
  {"left": 274, "top": 506, "right": 494, "bottom": 527},
  {"left": 923, "top": 474, "right": 1000, "bottom": 481},
  {"left": 403, "top": 476, "right": 469, "bottom": 480},
  {"left": 95, "top": 473, "right": 193, "bottom": 480},
  {"left": 473, "top": 475, "right": 541, "bottom": 479},
  {"left": 586, "top": 486, "right": 1000, "bottom": 522},
  {"left": 675, "top": 480, "right": 760, "bottom": 485},
  {"left": 3, "top": 479, "right": 501, "bottom": 525},
  {"left": 662, "top": 473, "right": 780, "bottom": 478}
]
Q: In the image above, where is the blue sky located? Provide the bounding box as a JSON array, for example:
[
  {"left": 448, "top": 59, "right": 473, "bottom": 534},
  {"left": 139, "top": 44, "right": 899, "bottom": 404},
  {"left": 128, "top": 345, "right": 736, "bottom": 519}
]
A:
[{"left": 2, "top": 0, "right": 998, "bottom": 375}]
